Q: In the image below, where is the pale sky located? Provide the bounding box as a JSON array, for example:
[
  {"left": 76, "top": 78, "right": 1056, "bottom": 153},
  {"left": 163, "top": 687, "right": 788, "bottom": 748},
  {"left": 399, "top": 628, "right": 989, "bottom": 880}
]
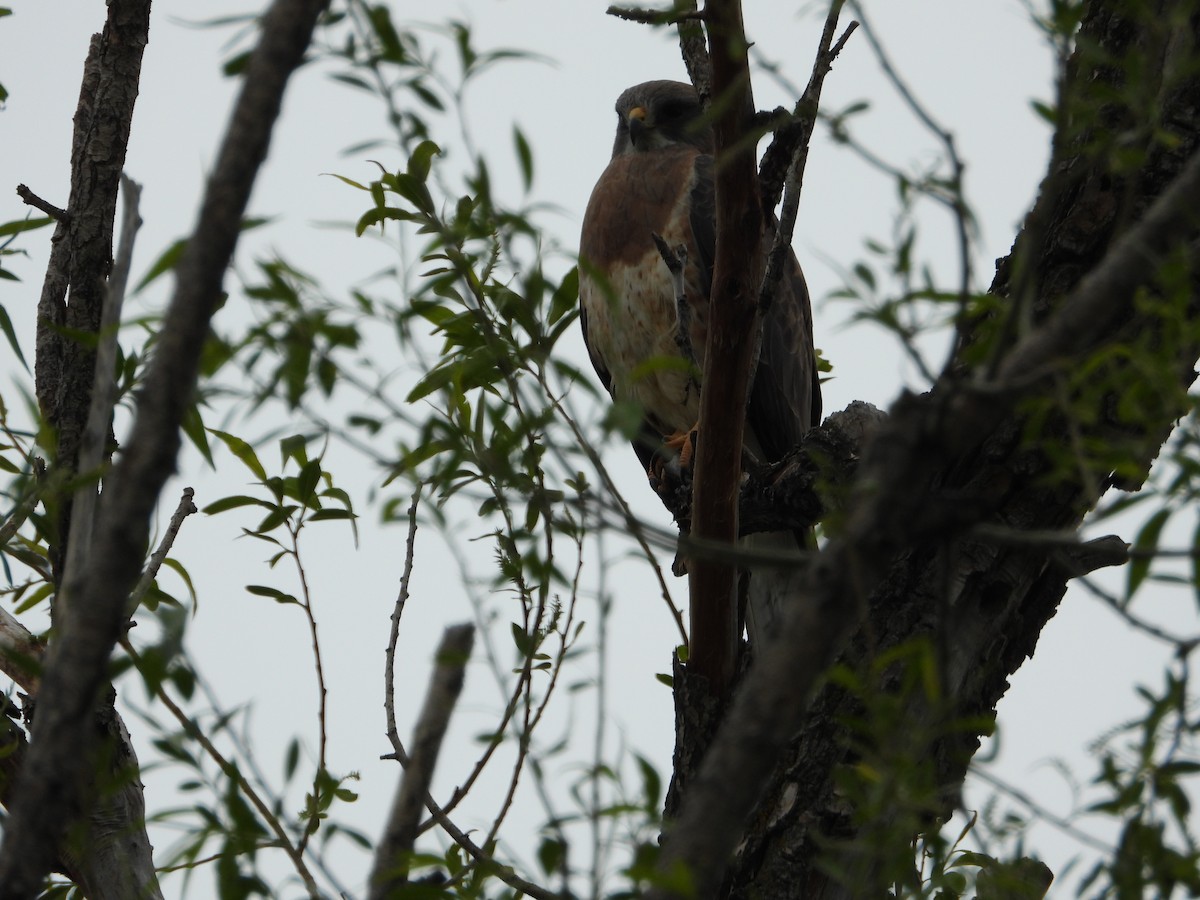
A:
[{"left": 2, "top": 1, "right": 1191, "bottom": 896}]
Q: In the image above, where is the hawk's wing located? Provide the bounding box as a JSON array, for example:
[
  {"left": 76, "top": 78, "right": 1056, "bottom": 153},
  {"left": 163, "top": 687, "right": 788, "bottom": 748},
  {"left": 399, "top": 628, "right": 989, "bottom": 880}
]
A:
[{"left": 685, "top": 156, "right": 821, "bottom": 464}]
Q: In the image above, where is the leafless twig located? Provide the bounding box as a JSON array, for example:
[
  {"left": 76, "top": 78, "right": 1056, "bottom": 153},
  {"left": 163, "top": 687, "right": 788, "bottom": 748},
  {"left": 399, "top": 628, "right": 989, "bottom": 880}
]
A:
[
  {"left": 15, "top": 185, "right": 68, "bottom": 224},
  {"left": 758, "top": 4, "right": 856, "bottom": 314},
  {"left": 126, "top": 487, "right": 198, "bottom": 615},
  {"left": 845, "top": 2, "right": 973, "bottom": 373},
  {"left": 971, "top": 766, "right": 1112, "bottom": 854},
  {"left": 370, "top": 623, "right": 474, "bottom": 898}
]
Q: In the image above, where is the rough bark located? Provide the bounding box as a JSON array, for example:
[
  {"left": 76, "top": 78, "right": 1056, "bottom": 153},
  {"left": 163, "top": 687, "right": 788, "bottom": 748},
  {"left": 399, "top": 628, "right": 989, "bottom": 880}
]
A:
[
  {"left": 10, "top": 2, "right": 164, "bottom": 897},
  {"left": 0, "top": 0, "right": 331, "bottom": 894},
  {"left": 657, "top": 1, "right": 1200, "bottom": 897}
]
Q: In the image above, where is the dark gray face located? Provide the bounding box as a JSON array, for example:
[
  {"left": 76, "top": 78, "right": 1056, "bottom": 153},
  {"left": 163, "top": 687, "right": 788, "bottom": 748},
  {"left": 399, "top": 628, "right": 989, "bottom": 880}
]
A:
[{"left": 611, "top": 80, "right": 712, "bottom": 158}]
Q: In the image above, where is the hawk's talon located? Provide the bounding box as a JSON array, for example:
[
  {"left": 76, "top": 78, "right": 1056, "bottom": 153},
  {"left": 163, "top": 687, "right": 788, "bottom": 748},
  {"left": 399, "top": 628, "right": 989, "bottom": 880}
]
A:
[{"left": 663, "top": 426, "right": 699, "bottom": 469}]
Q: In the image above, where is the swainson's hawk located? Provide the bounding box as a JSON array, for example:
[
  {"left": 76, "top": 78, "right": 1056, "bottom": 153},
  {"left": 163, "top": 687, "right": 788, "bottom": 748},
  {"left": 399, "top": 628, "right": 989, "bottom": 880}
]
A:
[{"left": 578, "top": 79, "right": 821, "bottom": 642}]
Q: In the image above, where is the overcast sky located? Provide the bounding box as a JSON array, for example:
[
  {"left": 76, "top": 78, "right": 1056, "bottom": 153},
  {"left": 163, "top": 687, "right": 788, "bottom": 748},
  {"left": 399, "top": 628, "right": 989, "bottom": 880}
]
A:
[{"left": 2, "top": 1, "right": 1192, "bottom": 896}]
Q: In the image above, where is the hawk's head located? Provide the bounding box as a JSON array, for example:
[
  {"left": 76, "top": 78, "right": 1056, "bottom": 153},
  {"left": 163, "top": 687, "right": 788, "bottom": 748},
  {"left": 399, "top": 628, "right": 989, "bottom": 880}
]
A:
[{"left": 611, "top": 80, "right": 712, "bottom": 158}]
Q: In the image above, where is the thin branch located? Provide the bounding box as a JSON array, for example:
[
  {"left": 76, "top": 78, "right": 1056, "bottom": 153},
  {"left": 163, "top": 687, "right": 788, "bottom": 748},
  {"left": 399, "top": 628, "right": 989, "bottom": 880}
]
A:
[
  {"left": 291, "top": 517, "right": 329, "bottom": 856},
  {"left": 15, "top": 185, "right": 68, "bottom": 224},
  {"left": 126, "top": 487, "right": 198, "bottom": 615},
  {"left": 674, "top": 0, "right": 712, "bottom": 104},
  {"left": 757, "top": 10, "right": 857, "bottom": 314},
  {"left": 971, "top": 767, "right": 1113, "bottom": 855},
  {"left": 846, "top": 1, "right": 974, "bottom": 372},
  {"left": 1078, "top": 576, "right": 1200, "bottom": 649},
  {"left": 369, "top": 624, "right": 474, "bottom": 898},
  {"left": 384, "top": 486, "right": 421, "bottom": 747},
  {"left": 758, "top": 0, "right": 855, "bottom": 212},
  {"left": 606, "top": 5, "right": 704, "bottom": 24},
  {"left": 687, "top": 0, "right": 760, "bottom": 696},
  {"left": 411, "top": 784, "right": 564, "bottom": 900}
]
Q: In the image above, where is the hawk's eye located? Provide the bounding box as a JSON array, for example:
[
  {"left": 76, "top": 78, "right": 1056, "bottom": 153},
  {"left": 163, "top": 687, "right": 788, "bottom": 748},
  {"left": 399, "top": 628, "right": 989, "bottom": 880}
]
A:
[{"left": 657, "top": 100, "right": 691, "bottom": 122}]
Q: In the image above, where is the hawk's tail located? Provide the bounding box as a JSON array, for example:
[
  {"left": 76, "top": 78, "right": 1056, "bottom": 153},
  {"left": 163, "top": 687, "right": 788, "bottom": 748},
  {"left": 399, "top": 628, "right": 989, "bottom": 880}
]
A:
[{"left": 741, "top": 529, "right": 812, "bottom": 647}]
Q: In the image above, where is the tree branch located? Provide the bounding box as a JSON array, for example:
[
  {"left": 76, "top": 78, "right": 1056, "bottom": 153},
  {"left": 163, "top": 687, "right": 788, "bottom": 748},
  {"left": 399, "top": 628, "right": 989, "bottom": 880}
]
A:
[
  {"left": 686, "top": 0, "right": 759, "bottom": 697},
  {"left": 15, "top": 185, "right": 68, "bottom": 224},
  {"left": 370, "top": 623, "right": 475, "bottom": 897}
]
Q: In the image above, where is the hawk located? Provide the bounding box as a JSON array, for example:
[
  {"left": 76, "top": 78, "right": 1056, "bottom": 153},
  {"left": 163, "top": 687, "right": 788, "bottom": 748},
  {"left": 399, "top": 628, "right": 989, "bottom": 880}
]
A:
[{"left": 578, "top": 80, "right": 822, "bottom": 643}]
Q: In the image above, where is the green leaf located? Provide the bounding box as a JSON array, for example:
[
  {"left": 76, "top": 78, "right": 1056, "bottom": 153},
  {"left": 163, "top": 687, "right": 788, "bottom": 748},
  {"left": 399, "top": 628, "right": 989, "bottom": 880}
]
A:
[
  {"left": 0, "top": 303, "right": 26, "bottom": 369},
  {"left": 309, "top": 509, "right": 355, "bottom": 522},
  {"left": 355, "top": 205, "right": 417, "bottom": 236},
  {"left": 548, "top": 267, "right": 579, "bottom": 325},
  {"left": 536, "top": 837, "right": 565, "bottom": 876},
  {"left": 407, "top": 140, "right": 441, "bottom": 183},
  {"left": 1127, "top": 507, "right": 1171, "bottom": 599},
  {"left": 324, "top": 172, "right": 370, "bottom": 191},
  {"left": 296, "top": 459, "right": 322, "bottom": 504},
  {"left": 181, "top": 403, "right": 213, "bottom": 466},
  {"left": 203, "top": 495, "right": 273, "bottom": 515},
  {"left": 209, "top": 430, "right": 267, "bottom": 481},
  {"left": 135, "top": 238, "right": 187, "bottom": 294},
  {"left": 161, "top": 558, "right": 198, "bottom": 610},
  {"left": 246, "top": 585, "right": 299, "bottom": 605},
  {"left": 513, "top": 126, "right": 533, "bottom": 191},
  {"left": 223, "top": 49, "right": 252, "bottom": 77},
  {"left": 0, "top": 216, "right": 52, "bottom": 237}
]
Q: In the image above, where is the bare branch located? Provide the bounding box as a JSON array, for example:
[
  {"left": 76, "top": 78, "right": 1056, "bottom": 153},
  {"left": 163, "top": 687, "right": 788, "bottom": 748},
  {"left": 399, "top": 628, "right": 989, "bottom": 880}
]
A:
[
  {"left": 370, "top": 624, "right": 475, "bottom": 898},
  {"left": 758, "top": 8, "right": 856, "bottom": 313},
  {"left": 758, "top": 1, "right": 855, "bottom": 212},
  {"left": 15, "top": 185, "right": 68, "bottom": 224},
  {"left": 384, "top": 487, "right": 421, "bottom": 748},
  {"left": 0, "top": 608, "right": 42, "bottom": 695},
  {"left": 687, "top": 0, "right": 760, "bottom": 696},
  {"left": 126, "top": 487, "right": 199, "bottom": 615},
  {"left": 606, "top": 4, "right": 704, "bottom": 24}
]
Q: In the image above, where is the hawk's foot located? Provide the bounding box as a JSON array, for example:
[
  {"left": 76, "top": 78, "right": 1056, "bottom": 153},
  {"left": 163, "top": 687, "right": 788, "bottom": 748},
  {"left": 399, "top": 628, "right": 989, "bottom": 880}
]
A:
[{"left": 664, "top": 425, "right": 699, "bottom": 469}]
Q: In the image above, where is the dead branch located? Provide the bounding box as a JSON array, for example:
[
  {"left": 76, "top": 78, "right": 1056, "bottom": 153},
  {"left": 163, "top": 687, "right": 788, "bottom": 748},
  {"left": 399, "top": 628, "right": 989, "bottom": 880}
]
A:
[{"left": 15, "top": 185, "right": 68, "bottom": 224}]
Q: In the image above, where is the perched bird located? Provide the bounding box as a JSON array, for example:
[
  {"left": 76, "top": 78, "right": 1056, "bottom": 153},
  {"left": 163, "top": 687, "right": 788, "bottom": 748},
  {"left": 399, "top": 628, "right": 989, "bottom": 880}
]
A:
[{"left": 578, "top": 79, "right": 822, "bottom": 644}]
